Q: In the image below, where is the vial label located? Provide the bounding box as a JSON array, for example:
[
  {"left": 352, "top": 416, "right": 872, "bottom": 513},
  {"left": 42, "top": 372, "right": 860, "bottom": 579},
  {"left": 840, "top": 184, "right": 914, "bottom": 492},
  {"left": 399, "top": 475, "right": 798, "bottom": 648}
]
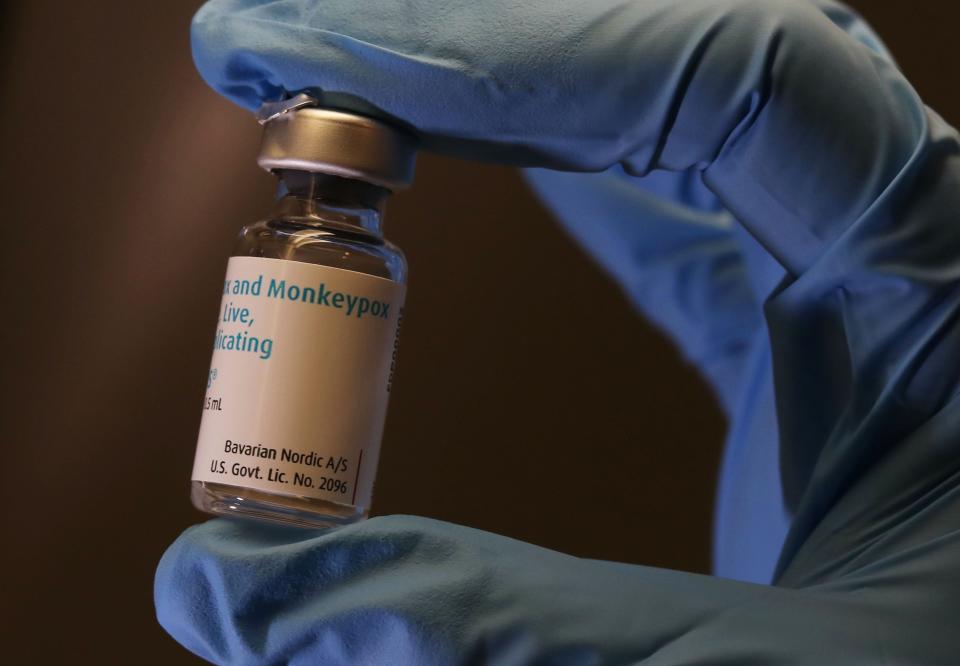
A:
[{"left": 192, "top": 256, "right": 405, "bottom": 508}]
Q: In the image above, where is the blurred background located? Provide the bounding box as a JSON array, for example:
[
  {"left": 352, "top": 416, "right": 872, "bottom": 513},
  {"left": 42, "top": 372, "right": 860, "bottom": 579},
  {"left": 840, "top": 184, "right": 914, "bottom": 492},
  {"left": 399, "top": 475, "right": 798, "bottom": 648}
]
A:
[{"left": 0, "top": 1, "right": 957, "bottom": 663}]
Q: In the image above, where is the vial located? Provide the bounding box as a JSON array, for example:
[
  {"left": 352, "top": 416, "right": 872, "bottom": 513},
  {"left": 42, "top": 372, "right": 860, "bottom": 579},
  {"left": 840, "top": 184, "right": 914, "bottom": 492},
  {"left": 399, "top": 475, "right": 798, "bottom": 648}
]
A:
[{"left": 190, "top": 98, "right": 416, "bottom": 529}]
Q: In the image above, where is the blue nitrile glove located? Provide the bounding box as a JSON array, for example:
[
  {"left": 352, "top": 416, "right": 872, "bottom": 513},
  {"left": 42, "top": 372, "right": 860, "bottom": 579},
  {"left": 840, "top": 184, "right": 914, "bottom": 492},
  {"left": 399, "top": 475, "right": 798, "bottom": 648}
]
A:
[{"left": 157, "top": 0, "right": 960, "bottom": 663}]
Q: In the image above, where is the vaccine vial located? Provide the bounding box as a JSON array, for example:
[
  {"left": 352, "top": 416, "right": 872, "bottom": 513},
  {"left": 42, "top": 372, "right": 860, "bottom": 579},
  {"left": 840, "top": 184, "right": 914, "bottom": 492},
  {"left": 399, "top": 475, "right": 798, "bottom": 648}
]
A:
[{"left": 190, "top": 98, "right": 416, "bottom": 528}]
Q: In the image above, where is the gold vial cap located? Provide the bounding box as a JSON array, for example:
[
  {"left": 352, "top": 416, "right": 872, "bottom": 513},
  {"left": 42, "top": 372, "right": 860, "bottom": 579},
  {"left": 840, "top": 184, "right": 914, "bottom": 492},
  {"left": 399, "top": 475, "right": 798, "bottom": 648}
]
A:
[{"left": 257, "top": 94, "right": 417, "bottom": 191}]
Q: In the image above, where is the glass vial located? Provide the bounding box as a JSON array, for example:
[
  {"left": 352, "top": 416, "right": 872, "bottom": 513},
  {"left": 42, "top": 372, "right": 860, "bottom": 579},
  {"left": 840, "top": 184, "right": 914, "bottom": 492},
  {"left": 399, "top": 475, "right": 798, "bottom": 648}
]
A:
[{"left": 190, "top": 101, "right": 416, "bottom": 529}]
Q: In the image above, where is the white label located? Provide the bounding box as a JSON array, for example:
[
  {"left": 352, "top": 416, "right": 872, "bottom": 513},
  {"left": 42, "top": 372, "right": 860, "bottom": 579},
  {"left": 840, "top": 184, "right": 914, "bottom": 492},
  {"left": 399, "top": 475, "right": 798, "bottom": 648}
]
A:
[{"left": 192, "top": 256, "right": 405, "bottom": 508}]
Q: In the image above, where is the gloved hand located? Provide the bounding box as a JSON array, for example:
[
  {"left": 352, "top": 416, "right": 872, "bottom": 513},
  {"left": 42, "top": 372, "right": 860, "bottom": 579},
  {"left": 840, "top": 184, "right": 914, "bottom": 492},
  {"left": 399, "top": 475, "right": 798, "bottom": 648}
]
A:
[{"left": 157, "top": 0, "right": 960, "bottom": 663}]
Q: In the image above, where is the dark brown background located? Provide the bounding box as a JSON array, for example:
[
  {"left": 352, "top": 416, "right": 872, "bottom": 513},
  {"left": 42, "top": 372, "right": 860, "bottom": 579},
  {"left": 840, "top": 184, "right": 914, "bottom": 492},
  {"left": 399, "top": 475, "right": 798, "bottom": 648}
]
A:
[{"left": 0, "top": 2, "right": 955, "bottom": 663}]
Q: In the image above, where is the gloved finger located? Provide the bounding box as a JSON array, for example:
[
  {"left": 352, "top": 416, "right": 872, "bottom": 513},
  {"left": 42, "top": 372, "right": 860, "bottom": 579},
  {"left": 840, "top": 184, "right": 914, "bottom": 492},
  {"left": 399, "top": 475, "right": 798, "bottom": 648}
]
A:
[
  {"left": 156, "top": 514, "right": 960, "bottom": 665},
  {"left": 191, "top": 1, "right": 915, "bottom": 267},
  {"left": 514, "top": 0, "right": 896, "bottom": 414}
]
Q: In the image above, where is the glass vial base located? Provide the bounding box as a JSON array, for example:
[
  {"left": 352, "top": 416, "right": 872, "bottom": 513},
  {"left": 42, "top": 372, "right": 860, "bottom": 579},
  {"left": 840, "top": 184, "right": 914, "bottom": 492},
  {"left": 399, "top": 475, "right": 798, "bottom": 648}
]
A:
[{"left": 191, "top": 481, "right": 367, "bottom": 529}]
